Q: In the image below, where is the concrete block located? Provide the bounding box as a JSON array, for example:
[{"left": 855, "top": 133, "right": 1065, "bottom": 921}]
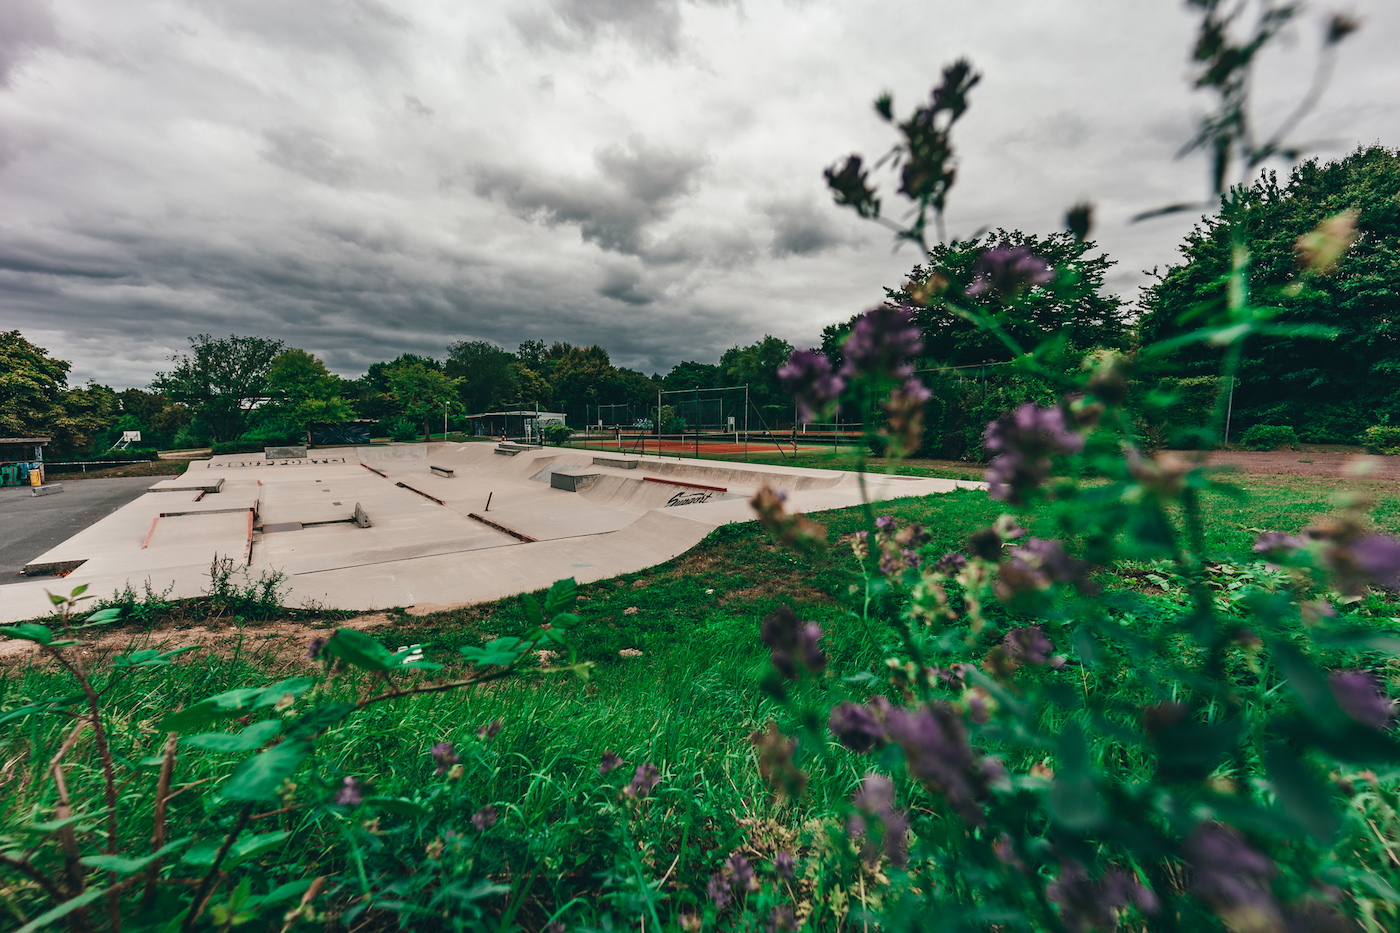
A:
[
  {"left": 550, "top": 471, "right": 600, "bottom": 492},
  {"left": 430, "top": 464, "right": 455, "bottom": 477},
  {"left": 494, "top": 447, "right": 523, "bottom": 456},
  {"left": 31, "top": 483, "right": 64, "bottom": 497},
  {"left": 592, "top": 457, "right": 639, "bottom": 469},
  {"left": 265, "top": 446, "right": 307, "bottom": 459},
  {"left": 353, "top": 502, "right": 371, "bottom": 528},
  {"left": 24, "top": 557, "right": 85, "bottom": 576},
  {"left": 149, "top": 477, "right": 225, "bottom": 494}
]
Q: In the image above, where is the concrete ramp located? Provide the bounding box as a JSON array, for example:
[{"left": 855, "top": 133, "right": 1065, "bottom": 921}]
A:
[{"left": 0, "top": 442, "right": 984, "bottom": 623}]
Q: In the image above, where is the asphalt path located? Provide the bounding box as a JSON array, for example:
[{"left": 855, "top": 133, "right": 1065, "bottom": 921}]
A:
[{"left": 0, "top": 477, "right": 153, "bottom": 580}]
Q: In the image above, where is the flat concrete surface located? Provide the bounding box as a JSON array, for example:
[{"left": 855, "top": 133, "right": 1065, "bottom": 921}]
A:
[
  {"left": 0, "top": 444, "right": 985, "bottom": 622},
  {"left": 0, "top": 477, "right": 154, "bottom": 580}
]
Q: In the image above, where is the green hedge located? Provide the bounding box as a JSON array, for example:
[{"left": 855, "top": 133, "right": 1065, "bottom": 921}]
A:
[
  {"left": 1363, "top": 425, "right": 1400, "bottom": 455},
  {"left": 1240, "top": 424, "right": 1298, "bottom": 451}
]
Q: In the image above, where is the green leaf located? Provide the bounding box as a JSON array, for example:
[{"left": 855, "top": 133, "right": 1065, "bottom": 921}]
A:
[
  {"left": 183, "top": 830, "right": 292, "bottom": 869},
  {"left": 387, "top": 647, "right": 443, "bottom": 671},
  {"left": 81, "top": 837, "right": 190, "bottom": 874},
  {"left": 114, "top": 646, "right": 200, "bottom": 669},
  {"left": 183, "top": 719, "right": 282, "bottom": 753},
  {"left": 1313, "top": 630, "right": 1400, "bottom": 655},
  {"left": 1270, "top": 641, "right": 1346, "bottom": 728},
  {"left": 81, "top": 607, "right": 122, "bottom": 625},
  {"left": 325, "top": 628, "right": 399, "bottom": 672},
  {"left": 160, "top": 678, "right": 315, "bottom": 732},
  {"left": 460, "top": 637, "right": 523, "bottom": 666},
  {"left": 0, "top": 624, "right": 53, "bottom": 646},
  {"left": 521, "top": 594, "right": 545, "bottom": 627},
  {"left": 14, "top": 884, "right": 111, "bottom": 933},
  {"left": 544, "top": 577, "right": 577, "bottom": 617},
  {"left": 1264, "top": 744, "right": 1340, "bottom": 843},
  {"left": 222, "top": 740, "right": 312, "bottom": 801},
  {"left": 285, "top": 702, "right": 356, "bottom": 740},
  {"left": 1047, "top": 723, "right": 1106, "bottom": 830},
  {"left": 364, "top": 796, "right": 430, "bottom": 818}
]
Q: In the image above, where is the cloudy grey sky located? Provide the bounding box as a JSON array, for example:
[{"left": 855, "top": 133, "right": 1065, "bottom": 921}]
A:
[{"left": 1, "top": 0, "right": 1396, "bottom": 388}]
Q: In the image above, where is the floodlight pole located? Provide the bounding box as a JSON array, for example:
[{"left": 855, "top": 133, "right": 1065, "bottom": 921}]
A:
[
  {"left": 744, "top": 384, "right": 749, "bottom": 462},
  {"left": 657, "top": 388, "right": 662, "bottom": 458}
]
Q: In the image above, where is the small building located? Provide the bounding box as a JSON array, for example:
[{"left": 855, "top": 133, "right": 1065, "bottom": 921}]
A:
[
  {"left": 0, "top": 437, "right": 49, "bottom": 487},
  {"left": 463, "top": 410, "right": 566, "bottom": 441}
]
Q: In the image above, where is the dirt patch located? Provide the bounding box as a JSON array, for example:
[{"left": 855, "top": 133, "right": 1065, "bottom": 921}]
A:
[
  {"left": 720, "top": 582, "right": 833, "bottom": 608},
  {"left": 45, "top": 460, "right": 185, "bottom": 480},
  {"left": 1185, "top": 450, "right": 1400, "bottom": 480},
  {"left": 0, "top": 611, "right": 395, "bottom": 669}
]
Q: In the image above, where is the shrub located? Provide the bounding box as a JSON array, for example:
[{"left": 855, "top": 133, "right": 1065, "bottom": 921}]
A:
[
  {"left": 210, "top": 439, "right": 268, "bottom": 455},
  {"left": 1363, "top": 425, "right": 1400, "bottom": 455},
  {"left": 1240, "top": 423, "right": 1298, "bottom": 450},
  {"left": 543, "top": 423, "right": 572, "bottom": 445},
  {"left": 385, "top": 417, "right": 421, "bottom": 442}
]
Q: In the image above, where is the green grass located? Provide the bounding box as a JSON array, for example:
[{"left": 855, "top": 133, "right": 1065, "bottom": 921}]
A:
[{"left": 5, "top": 472, "right": 1400, "bottom": 930}]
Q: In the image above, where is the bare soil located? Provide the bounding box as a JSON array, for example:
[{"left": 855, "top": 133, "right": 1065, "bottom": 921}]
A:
[
  {"left": 0, "top": 611, "right": 395, "bottom": 669},
  {"left": 1186, "top": 449, "right": 1400, "bottom": 480}
]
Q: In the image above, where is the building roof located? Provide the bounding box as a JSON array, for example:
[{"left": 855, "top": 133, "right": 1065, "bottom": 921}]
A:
[{"left": 0, "top": 438, "right": 50, "bottom": 445}]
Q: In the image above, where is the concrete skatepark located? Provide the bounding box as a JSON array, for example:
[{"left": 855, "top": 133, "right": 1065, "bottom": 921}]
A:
[{"left": 0, "top": 442, "right": 980, "bottom": 624}]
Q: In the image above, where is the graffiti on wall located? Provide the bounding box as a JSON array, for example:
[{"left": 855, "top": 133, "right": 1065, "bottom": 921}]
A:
[{"left": 0, "top": 462, "right": 41, "bottom": 487}]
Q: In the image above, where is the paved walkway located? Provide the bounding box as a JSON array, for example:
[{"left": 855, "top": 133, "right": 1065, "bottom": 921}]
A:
[{"left": 0, "top": 477, "right": 154, "bottom": 580}]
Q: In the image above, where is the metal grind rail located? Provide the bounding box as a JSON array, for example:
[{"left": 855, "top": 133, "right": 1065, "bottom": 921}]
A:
[
  {"left": 395, "top": 482, "right": 446, "bottom": 506},
  {"left": 467, "top": 513, "right": 538, "bottom": 543}
]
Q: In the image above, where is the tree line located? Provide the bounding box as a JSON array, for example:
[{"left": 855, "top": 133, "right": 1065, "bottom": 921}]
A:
[{"left": 0, "top": 330, "right": 801, "bottom": 454}]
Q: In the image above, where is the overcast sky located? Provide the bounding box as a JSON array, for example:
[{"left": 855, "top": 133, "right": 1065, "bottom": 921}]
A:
[{"left": 1, "top": 0, "right": 1396, "bottom": 388}]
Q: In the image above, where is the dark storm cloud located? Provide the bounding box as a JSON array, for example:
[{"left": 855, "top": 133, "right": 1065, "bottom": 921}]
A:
[
  {"left": 0, "top": 0, "right": 57, "bottom": 86},
  {"left": 764, "top": 198, "right": 849, "bottom": 257},
  {"left": 511, "top": 0, "right": 734, "bottom": 58},
  {"left": 1, "top": 0, "right": 1396, "bottom": 390},
  {"left": 474, "top": 137, "right": 708, "bottom": 260}
]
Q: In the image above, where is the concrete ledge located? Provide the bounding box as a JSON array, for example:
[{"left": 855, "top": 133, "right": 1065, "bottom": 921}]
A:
[
  {"left": 429, "top": 464, "right": 454, "bottom": 477},
  {"left": 353, "top": 502, "right": 371, "bottom": 528},
  {"left": 550, "top": 471, "right": 600, "bottom": 492},
  {"left": 493, "top": 447, "right": 524, "bottom": 457},
  {"left": 149, "top": 477, "right": 225, "bottom": 494},
  {"left": 24, "top": 557, "right": 86, "bottom": 576},
  {"left": 592, "top": 457, "right": 638, "bottom": 469},
  {"left": 30, "top": 483, "right": 63, "bottom": 497},
  {"left": 265, "top": 445, "right": 308, "bottom": 459}
]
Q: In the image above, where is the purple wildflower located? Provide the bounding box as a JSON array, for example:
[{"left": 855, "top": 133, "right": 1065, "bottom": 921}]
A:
[
  {"left": 1352, "top": 534, "right": 1400, "bottom": 589},
  {"left": 841, "top": 305, "right": 923, "bottom": 382},
  {"left": 828, "top": 700, "right": 884, "bottom": 750},
  {"left": 765, "top": 905, "right": 797, "bottom": 933},
  {"left": 875, "top": 515, "right": 897, "bottom": 533},
  {"left": 335, "top": 777, "right": 362, "bottom": 807},
  {"left": 884, "top": 703, "right": 988, "bottom": 825},
  {"left": 305, "top": 636, "right": 328, "bottom": 660},
  {"left": 477, "top": 719, "right": 503, "bottom": 742},
  {"left": 707, "top": 872, "right": 731, "bottom": 909},
  {"left": 725, "top": 854, "right": 757, "bottom": 891},
  {"left": 430, "top": 742, "right": 459, "bottom": 775},
  {"left": 983, "top": 404, "right": 1084, "bottom": 504},
  {"left": 1186, "top": 823, "right": 1280, "bottom": 926},
  {"left": 779, "top": 349, "right": 847, "bottom": 422},
  {"left": 598, "top": 750, "right": 623, "bottom": 774},
  {"left": 622, "top": 763, "right": 660, "bottom": 799},
  {"left": 1252, "top": 532, "right": 1303, "bottom": 555},
  {"left": 1328, "top": 670, "right": 1396, "bottom": 730},
  {"left": 751, "top": 721, "right": 807, "bottom": 798},
  {"left": 1003, "top": 626, "right": 1053, "bottom": 666},
  {"left": 932, "top": 552, "right": 967, "bottom": 576},
  {"left": 965, "top": 244, "right": 1054, "bottom": 298},
  {"left": 773, "top": 850, "right": 795, "bottom": 879},
  {"left": 848, "top": 773, "right": 909, "bottom": 866},
  {"left": 471, "top": 804, "right": 497, "bottom": 831},
  {"left": 1046, "top": 860, "right": 1158, "bottom": 933},
  {"left": 761, "top": 607, "right": 826, "bottom": 678},
  {"left": 998, "top": 538, "right": 1090, "bottom": 598}
]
